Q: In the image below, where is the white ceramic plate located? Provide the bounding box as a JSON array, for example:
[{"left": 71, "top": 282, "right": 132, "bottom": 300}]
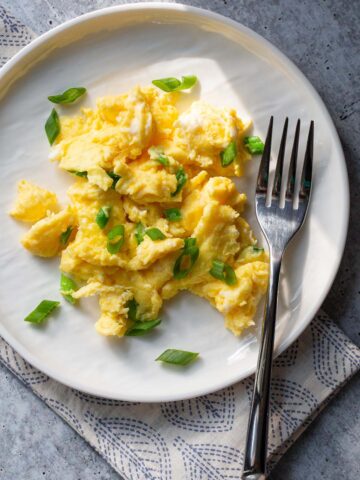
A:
[{"left": 0, "top": 4, "right": 348, "bottom": 402}]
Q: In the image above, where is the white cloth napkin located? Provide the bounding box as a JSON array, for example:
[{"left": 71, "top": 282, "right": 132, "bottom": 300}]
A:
[{"left": 0, "top": 6, "right": 359, "bottom": 479}]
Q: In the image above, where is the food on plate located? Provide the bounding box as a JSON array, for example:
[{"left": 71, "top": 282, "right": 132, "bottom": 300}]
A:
[
  {"left": 151, "top": 75, "right": 197, "bottom": 92},
  {"left": 10, "top": 180, "right": 60, "bottom": 223},
  {"left": 11, "top": 79, "right": 269, "bottom": 339},
  {"left": 24, "top": 300, "right": 60, "bottom": 324},
  {"left": 21, "top": 206, "right": 76, "bottom": 258},
  {"left": 156, "top": 349, "right": 199, "bottom": 366},
  {"left": 48, "top": 86, "right": 87, "bottom": 104}
]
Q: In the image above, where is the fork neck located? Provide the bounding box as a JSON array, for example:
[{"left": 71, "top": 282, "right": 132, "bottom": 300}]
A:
[
  {"left": 267, "top": 251, "right": 282, "bottom": 314},
  {"left": 268, "top": 245, "right": 284, "bottom": 265}
]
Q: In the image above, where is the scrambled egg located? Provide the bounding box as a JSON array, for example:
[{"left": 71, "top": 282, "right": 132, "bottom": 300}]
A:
[
  {"left": 11, "top": 84, "right": 268, "bottom": 337},
  {"left": 10, "top": 180, "right": 59, "bottom": 223}
]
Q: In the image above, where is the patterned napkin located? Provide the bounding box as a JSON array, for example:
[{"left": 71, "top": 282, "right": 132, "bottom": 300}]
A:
[{"left": 0, "top": 6, "right": 359, "bottom": 479}]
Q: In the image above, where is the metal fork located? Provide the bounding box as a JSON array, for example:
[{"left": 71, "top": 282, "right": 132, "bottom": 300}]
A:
[{"left": 241, "top": 117, "right": 314, "bottom": 480}]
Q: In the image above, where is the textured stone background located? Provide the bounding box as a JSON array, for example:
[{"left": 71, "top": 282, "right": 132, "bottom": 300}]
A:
[{"left": 0, "top": 1, "right": 359, "bottom": 479}]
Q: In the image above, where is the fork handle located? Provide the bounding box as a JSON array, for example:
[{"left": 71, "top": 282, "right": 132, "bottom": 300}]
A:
[{"left": 242, "top": 254, "right": 282, "bottom": 479}]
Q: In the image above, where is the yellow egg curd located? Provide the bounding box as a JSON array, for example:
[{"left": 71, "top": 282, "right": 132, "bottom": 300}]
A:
[{"left": 11, "top": 84, "right": 268, "bottom": 337}]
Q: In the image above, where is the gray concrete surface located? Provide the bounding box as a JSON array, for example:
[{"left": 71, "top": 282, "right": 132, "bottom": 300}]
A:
[{"left": 0, "top": 0, "right": 359, "bottom": 478}]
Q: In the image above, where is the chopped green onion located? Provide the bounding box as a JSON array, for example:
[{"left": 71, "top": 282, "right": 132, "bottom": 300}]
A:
[
  {"left": 60, "top": 273, "right": 78, "bottom": 304},
  {"left": 156, "top": 154, "right": 170, "bottom": 166},
  {"left": 107, "top": 225, "right": 125, "bottom": 254},
  {"left": 178, "top": 75, "right": 198, "bottom": 90},
  {"left": 171, "top": 167, "right": 187, "bottom": 197},
  {"left": 173, "top": 237, "right": 199, "bottom": 279},
  {"left": 156, "top": 349, "right": 199, "bottom": 366},
  {"left": 125, "top": 318, "right": 161, "bottom": 336},
  {"left": 125, "top": 298, "right": 162, "bottom": 336},
  {"left": 135, "top": 222, "right": 145, "bottom": 245},
  {"left": 164, "top": 208, "right": 182, "bottom": 222},
  {"left": 45, "top": 108, "right": 60, "bottom": 145},
  {"left": 48, "top": 87, "right": 87, "bottom": 104},
  {"left": 153, "top": 77, "right": 180, "bottom": 92},
  {"left": 60, "top": 226, "right": 73, "bottom": 245},
  {"left": 149, "top": 147, "right": 170, "bottom": 166},
  {"left": 186, "top": 238, "right": 196, "bottom": 248},
  {"left": 152, "top": 75, "right": 197, "bottom": 92},
  {"left": 96, "top": 206, "right": 112, "bottom": 229},
  {"left": 244, "top": 136, "right": 265, "bottom": 155},
  {"left": 24, "top": 300, "right": 60, "bottom": 324},
  {"left": 126, "top": 298, "right": 138, "bottom": 322},
  {"left": 145, "top": 228, "right": 166, "bottom": 241},
  {"left": 220, "top": 141, "right": 237, "bottom": 167},
  {"left": 209, "top": 259, "right": 237, "bottom": 285},
  {"left": 68, "top": 170, "right": 88, "bottom": 178},
  {"left": 107, "top": 171, "right": 121, "bottom": 189}
]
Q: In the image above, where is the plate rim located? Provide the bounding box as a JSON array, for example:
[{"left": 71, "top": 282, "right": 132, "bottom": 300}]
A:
[{"left": 0, "top": 2, "right": 349, "bottom": 402}]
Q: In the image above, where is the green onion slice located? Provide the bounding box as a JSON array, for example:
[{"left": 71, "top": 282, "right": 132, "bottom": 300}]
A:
[
  {"left": 209, "top": 259, "right": 237, "bottom": 285},
  {"left": 48, "top": 87, "right": 87, "bottom": 104},
  {"left": 156, "top": 349, "right": 199, "bottom": 366},
  {"left": 153, "top": 77, "right": 181, "bottom": 92},
  {"left": 135, "top": 222, "right": 145, "bottom": 245},
  {"left": 164, "top": 208, "right": 182, "bottom": 222},
  {"left": 68, "top": 170, "right": 88, "bottom": 178},
  {"left": 60, "top": 226, "right": 73, "bottom": 246},
  {"left": 152, "top": 75, "right": 197, "bottom": 92},
  {"left": 107, "top": 225, "right": 125, "bottom": 254},
  {"left": 24, "top": 300, "right": 60, "bottom": 324},
  {"left": 107, "top": 171, "right": 121, "bottom": 189},
  {"left": 125, "top": 298, "right": 162, "bottom": 335},
  {"left": 244, "top": 136, "right": 265, "bottom": 155},
  {"left": 173, "top": 237, "right": 199, "bottom": 279},
  {"left": 126, "top": 298, "right": 138, "bottom": 322},
  {"left": 145, "top": 228, "right": 166, "bottom": 241},
  {"left": 171, "top": 167, "right": 187, "bottom": 197},
  {"left": 125, "top": 318, "right": 161, "bottom": 336},
  {"left": 96, "top": 206, "right": 112, "bottom": 229},
  {"left": 45, "top": 108, "right": 60, "bottom": 145},
  {"left": 149, "top": 146, "right": 170, "bottom": 166},
  {"left": 179, "top": 75, "right": 198, "bottom": 90},
  {"left": 156, "top": 154, "right": 170, "bottom": 166},
  {"left": 220, "top": 141, "right": 237, "bottom": 167},
  {"left": 60, "top": 273, "right": 78, "bottom": 304}
]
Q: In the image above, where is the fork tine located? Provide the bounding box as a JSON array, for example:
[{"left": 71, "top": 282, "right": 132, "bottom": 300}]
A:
[
  {"left": 256, "top": 116, "right": 273, "bottom": 194},
  {"left": 285, "top": 119, "right": 301, "bottom": 199},
  {"left": 299, "top": 121, "right": 314, "bottom": 199},
  {"left": 272, "top": 117, "right": 288, "bottom": 198}
]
